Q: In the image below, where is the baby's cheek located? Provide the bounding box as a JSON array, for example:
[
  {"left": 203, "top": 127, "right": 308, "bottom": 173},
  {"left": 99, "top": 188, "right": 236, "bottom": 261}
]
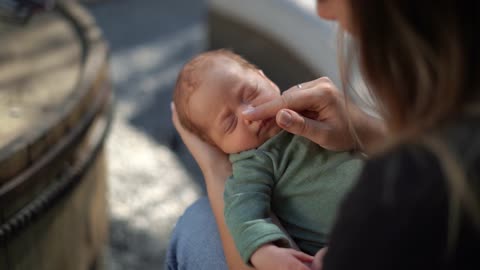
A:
[
  {"left": 247, "top": 136, "right": 264, "bottom": 149},
  {"left": 235, "top": 136, "right": 262, "bottom": 152}
]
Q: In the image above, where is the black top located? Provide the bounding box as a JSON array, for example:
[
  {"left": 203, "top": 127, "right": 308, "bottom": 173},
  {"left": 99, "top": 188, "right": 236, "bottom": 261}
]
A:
[{"left": 323, "top": 119, "right": 480, "bottom": 269}]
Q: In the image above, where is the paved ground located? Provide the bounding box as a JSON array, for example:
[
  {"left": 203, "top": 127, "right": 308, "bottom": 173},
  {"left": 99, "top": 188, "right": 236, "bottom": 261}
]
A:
[{"left": 86, "top": 1, "right": 208, "bottom": 269}]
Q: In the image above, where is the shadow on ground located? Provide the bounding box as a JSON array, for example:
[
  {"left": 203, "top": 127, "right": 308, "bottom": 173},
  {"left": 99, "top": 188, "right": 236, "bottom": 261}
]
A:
[
  {"left": 90, "top": 0, "right": 207, "bottom": 188},
  {"left": 86, "top": 0, "right": 208, "bottom": 269}
]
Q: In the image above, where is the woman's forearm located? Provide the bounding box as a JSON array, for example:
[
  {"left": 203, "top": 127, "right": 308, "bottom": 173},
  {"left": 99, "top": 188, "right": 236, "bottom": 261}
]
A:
[
  {"left": 204, "top": 170, "right": 253, "bottom": 270},
  {"left": 171, "top": 104, "right": 249, "bottom": 269}
]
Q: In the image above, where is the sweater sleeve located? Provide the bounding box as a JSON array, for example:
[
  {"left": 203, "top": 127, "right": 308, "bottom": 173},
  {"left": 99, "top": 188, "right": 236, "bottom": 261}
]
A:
[
  {"left": 323, "top": 144, "right": 451, "bottom": 270},
  {"left": 224, "top": 150, "right": 292, "bottom": 265}
]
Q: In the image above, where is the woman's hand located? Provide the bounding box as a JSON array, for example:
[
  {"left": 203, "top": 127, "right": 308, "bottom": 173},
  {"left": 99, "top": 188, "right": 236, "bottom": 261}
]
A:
[
  {"left": 171, "top": 102, "right": 231, "bottom": 180},
  {"left": 311, "top": 248, "right": 328, "bottom": 270},
  {"left": 251, "top": 244, "right": 314, "bottom": 270},
  {"left": 242, "top": 77, "right": 386, "bottom": 153},
  {"left": 172, "top": 103, "right": 252, "bottom": 270}
]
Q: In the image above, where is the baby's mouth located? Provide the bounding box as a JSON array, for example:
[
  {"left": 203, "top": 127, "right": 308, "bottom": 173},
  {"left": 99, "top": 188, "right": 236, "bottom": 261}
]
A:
[{"left": 257, "top": 118, "right": 273, "bottom": 137}]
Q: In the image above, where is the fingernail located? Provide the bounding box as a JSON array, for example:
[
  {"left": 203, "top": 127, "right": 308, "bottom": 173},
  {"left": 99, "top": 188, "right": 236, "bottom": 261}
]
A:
[
  {"left": 279, "top": 110, "right": 292, "bottom": 127},
  {"left": 170, "top": 102, "right": 175, "bottom": 111},
  {"left": 242, "top": 105, "right": 255, "bottom": 115}
]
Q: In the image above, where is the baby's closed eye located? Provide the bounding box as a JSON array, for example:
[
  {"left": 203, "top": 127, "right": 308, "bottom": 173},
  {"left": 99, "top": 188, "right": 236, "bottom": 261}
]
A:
[{"left": 224, "top": 114, "right": 237, "bottom": 133}]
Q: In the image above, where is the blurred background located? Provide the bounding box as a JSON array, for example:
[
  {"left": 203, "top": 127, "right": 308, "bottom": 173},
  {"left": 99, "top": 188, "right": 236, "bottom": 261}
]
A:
[{"left": 0, "top": 0, "right": 348, "bottom": 269}]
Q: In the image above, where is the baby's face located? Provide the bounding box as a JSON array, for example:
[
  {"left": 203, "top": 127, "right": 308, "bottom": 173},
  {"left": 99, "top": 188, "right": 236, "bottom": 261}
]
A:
[{"left": 188, "top": 59, "right": 282, "bottom": 154}]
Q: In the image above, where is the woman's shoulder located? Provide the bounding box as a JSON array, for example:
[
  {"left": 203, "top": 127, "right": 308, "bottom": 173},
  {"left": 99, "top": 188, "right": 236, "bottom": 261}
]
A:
[
  {"left": 325, "top": 134, "right": 480, "bottom": 270},
  {"left": 352, "top": 143, "right": 448, "bottom": 210},
  {"left": 368, "top": 142, "right": 444, "bottom": 180},
  {"left": 362, "top": 115, "right": 480, "bottom": 204}
]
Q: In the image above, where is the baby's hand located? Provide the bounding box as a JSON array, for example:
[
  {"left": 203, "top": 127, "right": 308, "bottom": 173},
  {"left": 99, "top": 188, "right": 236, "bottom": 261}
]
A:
[{"left": 250, "top": 244, "right": 314, "bottom": 270}]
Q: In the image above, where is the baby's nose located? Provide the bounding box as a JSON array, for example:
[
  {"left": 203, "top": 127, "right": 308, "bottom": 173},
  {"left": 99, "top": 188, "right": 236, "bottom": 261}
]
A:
[
  {"left": 239, "top": 105, "right": 259, "bottom": 126},
  {"left": 243, "top": 118, "right": 253, "bottom": 126},
  {"left": 243, "top": 118, "right": 262, "bottom": 130}
]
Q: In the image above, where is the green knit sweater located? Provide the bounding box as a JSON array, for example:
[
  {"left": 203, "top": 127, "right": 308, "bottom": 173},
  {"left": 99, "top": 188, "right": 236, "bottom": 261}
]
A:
[{"left": 224, "top": 131, "right": 363, "bottom": 264}]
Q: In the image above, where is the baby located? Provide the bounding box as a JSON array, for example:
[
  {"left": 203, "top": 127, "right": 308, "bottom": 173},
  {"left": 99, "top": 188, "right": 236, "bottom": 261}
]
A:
[{"left": 173, "top": 49, "right": 363, "bottom": 267}]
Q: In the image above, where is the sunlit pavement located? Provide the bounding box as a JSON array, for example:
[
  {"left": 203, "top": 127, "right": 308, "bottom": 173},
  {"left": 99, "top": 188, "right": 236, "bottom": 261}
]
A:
[{"left": 87, "top": 1, "right": 207, "bottom": 269}]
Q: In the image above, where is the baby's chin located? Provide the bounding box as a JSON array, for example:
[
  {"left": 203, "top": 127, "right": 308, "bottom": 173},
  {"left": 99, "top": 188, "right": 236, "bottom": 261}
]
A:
[{"left": 224, "top": 125, "right": 282, "bottom": 154}]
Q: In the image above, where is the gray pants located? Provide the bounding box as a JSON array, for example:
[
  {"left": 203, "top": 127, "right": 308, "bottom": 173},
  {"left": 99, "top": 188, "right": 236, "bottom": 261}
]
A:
[{"left": 166, "top": 198, "right": 228, "bottom": 270}]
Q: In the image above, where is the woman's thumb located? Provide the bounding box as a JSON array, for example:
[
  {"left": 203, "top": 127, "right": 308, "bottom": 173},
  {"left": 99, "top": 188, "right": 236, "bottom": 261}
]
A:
[
  {"left": 311, "top": 248, "right": 328, "bottom": 270},
  {"left": 276, "top": 109, "right": 326, "bottom": 143},
  {"left": 276, "top": 109, "right": 295, "bottom": 129}
]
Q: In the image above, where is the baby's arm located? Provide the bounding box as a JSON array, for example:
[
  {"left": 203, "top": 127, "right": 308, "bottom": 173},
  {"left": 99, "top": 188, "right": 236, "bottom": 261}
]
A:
[
  {"left": 225, "top": 151, "right": 294, "bottom": 265},
  {"left": 269, "top": 213, "right": 301, "bottom": 250}
]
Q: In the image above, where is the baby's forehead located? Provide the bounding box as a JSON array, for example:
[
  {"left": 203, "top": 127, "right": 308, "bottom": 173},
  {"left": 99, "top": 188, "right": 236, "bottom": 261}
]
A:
[{"left": 209, "top": 56, "right": 246, "bottom": 73}]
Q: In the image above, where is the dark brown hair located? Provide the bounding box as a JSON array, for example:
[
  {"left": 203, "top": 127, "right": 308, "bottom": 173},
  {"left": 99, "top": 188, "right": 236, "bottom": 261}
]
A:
[
  {"left": 348, "top": 1, "right": 479, "bottom": 136},
  {"left": 173, "top": 49, "right": 257, "bottom": 143},
  {"left": 345, "top": 0, "right": 480, "bottom": 245}
]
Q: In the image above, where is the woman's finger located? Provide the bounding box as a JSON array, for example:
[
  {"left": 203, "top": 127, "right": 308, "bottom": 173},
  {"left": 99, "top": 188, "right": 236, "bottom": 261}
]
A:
[
  {"left": 171, "top": 102, "right": 183, "bottom": 132},
  {"left": 241, "top": 96, "right": 285, "bottom": 121},
  {"left": 311, "top": 248, "right": 328, "bottom": 270},
  {"left": 171, "top": 103, "right": 213, "bottom": 155},
  {"left": 244, "top": 84, "right": 335, "bottom": 123},
  {"left": 241, "top": 77, "right": 323, "bottom": 121},
  {"left": 171, "top": 102, "right": 231, "bottom": 174},
  {"left": 291, "top": 76, "right": 331, "bottom": 90},
  {"left": 289, "top": 250, "right": 314, "bottom": 263},
  {"left": 242, "top": 88, "right": 316, "bottom": 121},
  {"left": 276, "top": 109, "right": 332, "bottom": 148},
  {"left": 171, "top": 102, "right": 195, "bottom": 142}
]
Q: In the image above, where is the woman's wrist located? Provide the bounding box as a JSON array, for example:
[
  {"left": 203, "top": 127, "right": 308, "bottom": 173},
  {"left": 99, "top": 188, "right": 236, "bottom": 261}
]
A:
[
  {"left": 354, "top": 110, "right": 387, "bottom": 155},
  {"left": 202, "top": 161, "right": 231, "bottom": 182}
]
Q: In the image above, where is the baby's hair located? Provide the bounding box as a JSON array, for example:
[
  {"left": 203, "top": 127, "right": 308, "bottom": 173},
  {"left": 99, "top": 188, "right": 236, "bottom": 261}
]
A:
[{"left": 173, "top": 49, "right": 257, "bottom": 143}]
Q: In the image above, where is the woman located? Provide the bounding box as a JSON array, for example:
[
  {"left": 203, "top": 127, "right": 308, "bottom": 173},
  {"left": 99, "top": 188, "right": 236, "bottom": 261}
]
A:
[{"left": 167, "top": 0, "right": 480, "bottom": 269}]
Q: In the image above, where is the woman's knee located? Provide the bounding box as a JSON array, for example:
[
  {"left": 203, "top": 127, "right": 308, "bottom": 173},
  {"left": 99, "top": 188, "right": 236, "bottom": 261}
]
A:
[{"left": 166, "top": 197, "right": 227, "bottom": 270}]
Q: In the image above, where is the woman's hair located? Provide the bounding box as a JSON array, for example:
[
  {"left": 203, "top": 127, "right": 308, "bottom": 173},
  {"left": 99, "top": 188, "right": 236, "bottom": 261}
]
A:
[
  {"left": 347, "top": 0, "right": 479, "bottom": 135},
  {"left": 344, "top": 0, "right": 480, "bottom": 247}
]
